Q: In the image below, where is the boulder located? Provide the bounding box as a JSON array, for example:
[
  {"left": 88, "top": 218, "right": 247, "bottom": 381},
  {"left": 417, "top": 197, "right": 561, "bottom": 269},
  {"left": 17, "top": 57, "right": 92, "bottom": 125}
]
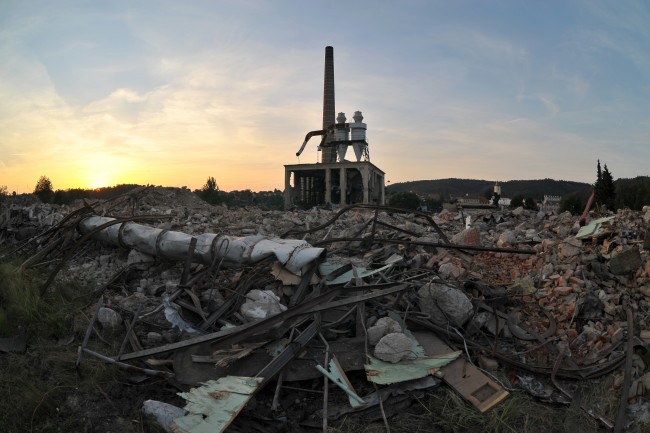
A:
[
  {"left": 142, "top": 400, "right": 188, "bottom": 433},
  {"left": 374, "top": 333, "right": 412, "bottom": 363},
  {"left": 418, "top": 283, "right": 473, "bottom": 327},
  {"left": 438, "top": 262, "right": 462, "bottom": 279},
  {"left": 367, "top": 317, "right": 402, "bottom": 345},
  {"left": 609, "top": 247, "right": 642, "bottom": 275},
  {"left": 97, "top": 307, "right": 122, "bottom": 328},
  {"left": 451, "top": 227, "right": 481, "bottom": 246},
  {"left": 497, "top": 230, "right": 517, "bottom": 247},
  {"left": 558, "top": 238, "right": 582, "bottom": 258},
  {"left": 240, "top": 289, "right": 287, "bottom": 321}
]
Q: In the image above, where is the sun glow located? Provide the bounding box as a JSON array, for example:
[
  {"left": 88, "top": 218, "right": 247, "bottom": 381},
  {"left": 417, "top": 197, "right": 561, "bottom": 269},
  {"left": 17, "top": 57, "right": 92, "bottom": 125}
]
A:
[{"left": 89, "top": 172, "right": 110, "bottom": 189}]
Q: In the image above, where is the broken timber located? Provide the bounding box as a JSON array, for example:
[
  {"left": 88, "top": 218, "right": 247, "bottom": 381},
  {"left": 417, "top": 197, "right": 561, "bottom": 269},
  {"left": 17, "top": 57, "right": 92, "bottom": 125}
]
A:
[{"left": 414, "top": 331, "right": 510, "bottom": 412}]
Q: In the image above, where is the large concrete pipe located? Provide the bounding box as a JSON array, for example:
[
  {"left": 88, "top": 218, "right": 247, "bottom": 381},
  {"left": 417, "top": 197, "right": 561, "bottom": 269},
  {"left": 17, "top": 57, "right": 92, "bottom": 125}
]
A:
[{"left": 78, "top": 216, "right": 326, "bottom": 276}]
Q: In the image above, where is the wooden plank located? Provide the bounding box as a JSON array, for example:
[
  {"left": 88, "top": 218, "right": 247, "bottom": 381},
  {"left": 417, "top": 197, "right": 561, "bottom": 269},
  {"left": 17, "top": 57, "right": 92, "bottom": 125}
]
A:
[
  {"left": 413, "top": 331, "right": 509, "bottom": 412},
  {"left": 172, "top": 376, "right": 263, "bottom": 433},
  {"left": 364, "top": 352, "right": 460, "bottom": 385}
]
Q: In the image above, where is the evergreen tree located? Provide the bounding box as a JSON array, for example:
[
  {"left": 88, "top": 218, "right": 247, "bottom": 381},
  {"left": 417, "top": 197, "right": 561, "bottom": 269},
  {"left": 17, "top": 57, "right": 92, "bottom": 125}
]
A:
[
  {"left": 197, "top": 176, "right": 223, "bottom": 205},
  {"left": 34, "top": 176, "right": 54, "bottom": 203},
  {"left": 594, "top": 159, "right": 604, "bottom": 206},
  {"left": 601, "top": 164, "right": 616, "bottom": 210},
  {"left": 593, "top": 160, "right": 616, "bottom": 211}
]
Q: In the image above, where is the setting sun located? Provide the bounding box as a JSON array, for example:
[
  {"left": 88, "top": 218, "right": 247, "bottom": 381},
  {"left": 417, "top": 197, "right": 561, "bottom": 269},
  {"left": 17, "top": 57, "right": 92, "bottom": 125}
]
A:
[{"left": 89, "top": 173, "right": 110, "bottom": 189}]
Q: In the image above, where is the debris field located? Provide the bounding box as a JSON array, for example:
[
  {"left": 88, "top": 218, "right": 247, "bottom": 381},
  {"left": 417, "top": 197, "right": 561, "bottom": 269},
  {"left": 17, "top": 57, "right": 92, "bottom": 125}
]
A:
[{"left": 2, "top": 186, "right": 650, "bottom": 432}]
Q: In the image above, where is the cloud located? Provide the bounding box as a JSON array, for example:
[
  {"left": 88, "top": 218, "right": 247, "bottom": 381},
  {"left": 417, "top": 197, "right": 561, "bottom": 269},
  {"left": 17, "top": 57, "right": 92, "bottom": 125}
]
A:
[{"left": 1, "top": 1, "right": 648, "bottom": 193}]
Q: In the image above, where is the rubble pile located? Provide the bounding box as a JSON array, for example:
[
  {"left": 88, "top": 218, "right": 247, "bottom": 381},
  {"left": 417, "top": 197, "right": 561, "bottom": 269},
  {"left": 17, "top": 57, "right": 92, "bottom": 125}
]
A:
[{"left": 1, "top": 186, "right": 650, "bottom": 432}]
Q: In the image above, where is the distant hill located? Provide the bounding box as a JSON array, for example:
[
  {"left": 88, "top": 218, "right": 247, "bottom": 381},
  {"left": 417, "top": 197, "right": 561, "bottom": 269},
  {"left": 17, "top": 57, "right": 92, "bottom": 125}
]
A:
[{"left": 386, "top": 178, "right": 592, "bottom": 201}]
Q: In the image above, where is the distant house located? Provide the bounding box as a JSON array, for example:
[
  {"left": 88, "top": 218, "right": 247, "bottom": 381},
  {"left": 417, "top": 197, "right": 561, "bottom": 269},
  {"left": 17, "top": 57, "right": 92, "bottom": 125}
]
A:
[
  {"left": 541, "top": 195, "right": 561, "bottom": 213},
  {"left": 451, "top": 194, "right": 493, "bottom": 209}
]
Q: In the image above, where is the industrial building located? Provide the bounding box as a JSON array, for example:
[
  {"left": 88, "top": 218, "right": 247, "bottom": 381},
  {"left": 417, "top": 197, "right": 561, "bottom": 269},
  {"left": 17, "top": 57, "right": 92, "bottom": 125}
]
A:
[{"left": 284, "top": 47, "right": 385, "bottom": 209}]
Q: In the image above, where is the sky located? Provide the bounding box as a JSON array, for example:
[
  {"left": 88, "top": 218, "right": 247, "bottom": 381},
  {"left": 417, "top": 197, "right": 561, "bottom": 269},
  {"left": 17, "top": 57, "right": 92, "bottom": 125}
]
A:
[{"left": 1, "top": 0, "right": 649, "bottom": 194}]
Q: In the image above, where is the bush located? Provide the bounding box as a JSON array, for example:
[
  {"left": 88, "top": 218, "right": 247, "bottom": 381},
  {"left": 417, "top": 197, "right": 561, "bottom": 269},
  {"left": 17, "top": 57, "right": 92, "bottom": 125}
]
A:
[
  {"left": 559, "top": 193, "right": 583, "bottom": 215},
  {"left": 388, "top": 191, "right": 421, "bottom": 210},
  {"left": 197, "top": 176, "right": 224, "bottom": 205}
]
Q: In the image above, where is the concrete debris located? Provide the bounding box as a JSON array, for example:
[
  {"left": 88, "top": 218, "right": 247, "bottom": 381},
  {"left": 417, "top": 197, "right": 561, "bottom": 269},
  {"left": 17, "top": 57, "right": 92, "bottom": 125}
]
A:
[
  {"left": 511, "top": 206, "right": 525, "bottom": 216},
  {"left": 374, "top": 332, "right": 412, "bottom": 363},
  {"left": 451, "top": 227, "right": 481, "bottom": 246},
  {"left": 97, "top": 307, "right": 122, "bottom": 328},
  {"left": 3, "top": 186, "right": 650, "bottom": 429},
  {"left": 507, "top": 276, "right": 537, "bottom": 296},
  {"left": 240, "top": 289, "right": 287, "bottom": 321},
  {"left": 142, "top": 400, "right": 188, "bottom": 433},
  {"left": 497, "top": 230, "right": 517, "bottom": 247},
  {"left": 418, "top": 282, "right": 473, "bottom": 327},
  {"left": 367, "top": 317, "right": 402, "bottom": 346},
  {"left": 609, "top": 247, "right": 642, "bottom": 275},
  {"left": 127, "top": 250, "right": 156, "bottom": 269}
]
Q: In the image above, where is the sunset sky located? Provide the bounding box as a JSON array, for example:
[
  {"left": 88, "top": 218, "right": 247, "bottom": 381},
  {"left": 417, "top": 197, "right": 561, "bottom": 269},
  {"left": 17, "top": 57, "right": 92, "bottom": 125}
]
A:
[{"left": 1, "top": 1, "right": 649, "bottom": 194}]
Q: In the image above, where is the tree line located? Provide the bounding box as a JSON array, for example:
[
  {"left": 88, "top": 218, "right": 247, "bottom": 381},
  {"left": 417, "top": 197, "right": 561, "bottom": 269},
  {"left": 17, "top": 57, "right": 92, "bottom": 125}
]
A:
[
  {"left": 16, "top": 175, "right": 285, "bottom": 210},
  {"left": 5, "top": 162, "right": 647, "bottom": 214},
  {"left": 195, "top": 176, "right": 284, "bottom": 209},
  {"left": 386, "top": 161, "right": 648, "bottom": 214}
]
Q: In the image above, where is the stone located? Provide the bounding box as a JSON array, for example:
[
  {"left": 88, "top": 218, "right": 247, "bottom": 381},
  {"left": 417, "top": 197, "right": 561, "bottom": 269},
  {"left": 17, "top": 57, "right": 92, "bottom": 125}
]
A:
[
  {"left": 609, "top": 247, "right": 642, "bottom": 275},
  {"left": 497, "top": 230, "right": 517, "bottom": 247},
  {"left": 642, "top": 372, "right": 650, "bottom": 390},
  {"left": 541, "top": 263, "right": 554, "bottom": 279},
  {"left": 201, "top": 289, "right": 224, "bottom": 304},
  {"left": 451, "top": 227, "right": 481, "bottom": 246},
  {"left": 508, "top": 276, "right": 537, "bottom": 295},
  {"left": 512, "top": 206, "right": 525, "bottom": 216},
  {"left": 628, "top": 378, "right": 644, "bottom": 400},
  {"left": 127, "top": 250, "right": 156, "bottom": 269},
  {"left": 374, "top": 332, "right": 412, "bottom": 363},
  {"left": 240, "top": 289, "right": 287, "bottom": 321},
  {"left": 142, "top": 400, "right": 188, "bottom": 433},
  {"left": 478, "top": 355, "right": 499, "bottom": 371},
  {"left": 438, "top": 262, "right": 462, "bottom": 279},
  {"left": 146, "top": 332, "right": 163, "bottom": 345},
  {"left": 418, "top": 283, "right": 473, "bottom": 327},
  {"left": 637, "top": 285, "right": 650, "bottom": 298},
  {"left": 97, "top": 307, "right": 122, "bottom": 328},
  {"left": 640, "top": 329, "right": 650, "bottom": 344},
  {"left": 367, "top": 317, "right": 402, "bottom": 345},
  {"left": 558, "top": 238, "right": 582, "bottom": 258},
  {"left": 524, "top": 229, "right": 537, "bottom": 239}
]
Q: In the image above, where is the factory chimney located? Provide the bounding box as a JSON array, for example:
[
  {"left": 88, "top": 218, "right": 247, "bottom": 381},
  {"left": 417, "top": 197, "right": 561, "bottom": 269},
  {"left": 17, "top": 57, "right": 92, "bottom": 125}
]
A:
[{"left": 322, "top": 46, "right": 336, "bottom": 163}]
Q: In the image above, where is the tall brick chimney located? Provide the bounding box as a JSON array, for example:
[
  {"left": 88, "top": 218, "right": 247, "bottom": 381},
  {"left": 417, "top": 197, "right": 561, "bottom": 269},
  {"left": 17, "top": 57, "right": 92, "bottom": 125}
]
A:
[{"left": 322, "top": 46, "right": 335, "bottom": 163}]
